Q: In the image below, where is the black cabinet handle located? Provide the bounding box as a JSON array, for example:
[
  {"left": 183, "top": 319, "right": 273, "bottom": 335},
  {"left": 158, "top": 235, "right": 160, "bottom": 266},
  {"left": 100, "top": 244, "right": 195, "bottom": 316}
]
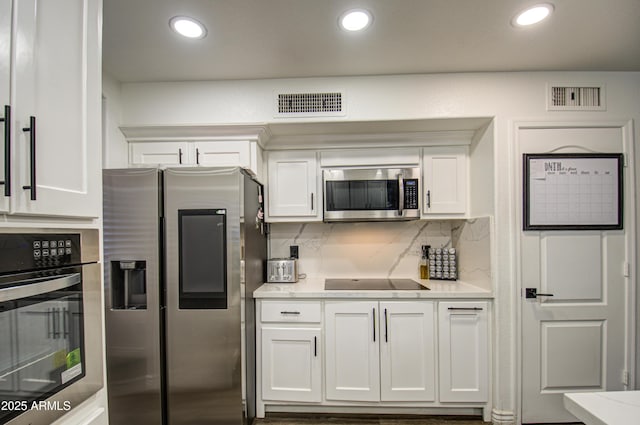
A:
[
  {"left": 384, "top": 308, "right": 388, "bottom": 343},
  {"left": 280, "top": 311, "right": 300, "bottom": 315},
  {"left": 447, "top": 307, "right": 484, "bottom": 311},
  {"left": 178, "top": 148, "right": 183, "bottom": 164},
  {"left": 310, "top": 193, "right": 314, "bottom": 211},
  {"left": 0, "top": 105, "right": 10, "bottom": 196},
  {"left": 426, "top": 190, "right": 431, "bottom": 209},
  {"left": 22, "top": 116, "right": 36, "bottom": 200},
  {"left": 372, "top": 308, "right": 376, "bottom": 342},
  {"left": 196, "top": 148, "right": 200, "bottom": 165},
  {"left": 314, "top": 336, "right": 317, "bottom": 357}
]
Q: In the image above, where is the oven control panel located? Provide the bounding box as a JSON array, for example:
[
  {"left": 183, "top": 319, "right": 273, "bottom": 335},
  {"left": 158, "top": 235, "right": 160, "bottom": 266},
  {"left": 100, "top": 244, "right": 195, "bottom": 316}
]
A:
[
  {"left": 0, "top": 234, "right": 81, "bottom": 274},
  {"left": 403, "top": 179, "right": 419, "bottom": 209}
]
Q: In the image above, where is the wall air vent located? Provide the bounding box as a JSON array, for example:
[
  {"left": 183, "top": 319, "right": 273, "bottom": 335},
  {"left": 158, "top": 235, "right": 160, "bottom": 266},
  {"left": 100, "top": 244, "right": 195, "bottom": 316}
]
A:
[
  {"left": 275, "top": 91, "right": 346, "bottom": 117},
  {"left": 547, "top": 84, "right": 605, "bottom": 111}
]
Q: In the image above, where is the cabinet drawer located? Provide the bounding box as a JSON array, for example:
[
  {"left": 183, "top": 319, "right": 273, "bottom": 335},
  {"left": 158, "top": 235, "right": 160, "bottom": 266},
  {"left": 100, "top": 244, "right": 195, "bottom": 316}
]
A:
[{"left": 261, "top": 301, "right": 321, "bottom": 323}]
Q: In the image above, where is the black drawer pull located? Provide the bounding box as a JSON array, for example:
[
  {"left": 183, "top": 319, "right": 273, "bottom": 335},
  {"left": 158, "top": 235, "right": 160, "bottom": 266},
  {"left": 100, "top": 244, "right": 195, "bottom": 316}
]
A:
[
  {"left": 447, "top": 307, "right": 483, "bottom": 311},
  {"left": 280, "top": 311, "right": 300, "bottom": 315}
]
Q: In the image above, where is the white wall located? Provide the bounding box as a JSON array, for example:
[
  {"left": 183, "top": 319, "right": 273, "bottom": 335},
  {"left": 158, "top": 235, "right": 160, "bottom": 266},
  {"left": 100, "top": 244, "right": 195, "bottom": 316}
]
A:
[
  {"left": 102, "top": 72, "right": 128, "bottom": 169},
  {"left": 104, "top": 71, "right": 640, "bottom": 423}
]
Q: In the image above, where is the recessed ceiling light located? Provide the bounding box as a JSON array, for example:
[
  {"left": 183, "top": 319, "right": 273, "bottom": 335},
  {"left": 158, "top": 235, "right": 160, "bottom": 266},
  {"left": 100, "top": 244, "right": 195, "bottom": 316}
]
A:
[
  {"left": 512, "top": 3, "right": 554, "bottom": 27},
  {"left": 169, "top": 16, "right": 207, "bottom": 39},
  {"left": 339, "top": 9, "right": 373, "bottom": 32}
]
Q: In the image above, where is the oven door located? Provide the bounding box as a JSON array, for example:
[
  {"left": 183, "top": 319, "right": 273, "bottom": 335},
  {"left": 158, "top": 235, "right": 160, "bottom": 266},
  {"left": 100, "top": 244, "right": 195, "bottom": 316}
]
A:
[
  {"left": 0, "top": 266, "right": 99, "bottom": 424},
  {"left": 323, "top": 167, "right": 421, "bottom": 221}
]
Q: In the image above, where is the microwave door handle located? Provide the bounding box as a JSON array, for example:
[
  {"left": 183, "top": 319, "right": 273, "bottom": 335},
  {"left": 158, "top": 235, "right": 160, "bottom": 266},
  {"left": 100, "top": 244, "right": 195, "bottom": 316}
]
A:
[{"left": 397, "top": 173, "right": 404, "bottom": 216}]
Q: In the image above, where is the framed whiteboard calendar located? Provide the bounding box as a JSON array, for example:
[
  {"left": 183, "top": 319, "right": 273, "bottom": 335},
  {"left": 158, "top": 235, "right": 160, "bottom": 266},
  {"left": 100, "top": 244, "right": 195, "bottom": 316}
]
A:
[{"left": 523, "top": 153, "right": 623, "bottom": 230}]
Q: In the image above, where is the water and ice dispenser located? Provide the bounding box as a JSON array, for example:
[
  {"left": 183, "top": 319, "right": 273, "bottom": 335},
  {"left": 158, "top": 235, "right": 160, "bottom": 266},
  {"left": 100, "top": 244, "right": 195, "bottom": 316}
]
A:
[{"left": 111, "top": 261, "right": 147, "bottom": 309}]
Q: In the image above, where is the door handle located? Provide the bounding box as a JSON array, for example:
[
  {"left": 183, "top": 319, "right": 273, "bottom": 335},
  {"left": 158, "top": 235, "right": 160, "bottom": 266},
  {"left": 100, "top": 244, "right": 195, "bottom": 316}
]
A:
[
  {"left": 0, "top": 105, "right": 10, "bottom": 196},
  {"left": 196, "top": 148, "right": 200, "bottom": 165},
  {"left": 525, "top": 288, "right": 554, "bottom": 299},
  {"left": 178, "top": 148, "right": 183, "bottom": 164},
  {"left": 426, "top": 190, "right": 431, "bottom": 209},
  {"left": 314, "top": 336, "right": 317, "bottom": 357},
  {"left": 22, "top": 116, "right": 36, "bottom": 200},
  {"left": 310, "top": 192, "right": 314, "bottom": 211}
]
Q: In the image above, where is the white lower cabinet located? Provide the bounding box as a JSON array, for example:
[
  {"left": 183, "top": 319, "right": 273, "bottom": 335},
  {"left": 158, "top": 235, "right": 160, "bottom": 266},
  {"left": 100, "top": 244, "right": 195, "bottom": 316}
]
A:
[
  {"left": 261, "top": 327, "right": 322, "bottom": 402},
  {"left": 438, "top": 301, "right": 489, "bottom": 402},
  {"left": 257, "top": 298, "right": 490, "bottom": 418},
  {"left": 324, "top": 300, "right": 436, "bottom": 402}
]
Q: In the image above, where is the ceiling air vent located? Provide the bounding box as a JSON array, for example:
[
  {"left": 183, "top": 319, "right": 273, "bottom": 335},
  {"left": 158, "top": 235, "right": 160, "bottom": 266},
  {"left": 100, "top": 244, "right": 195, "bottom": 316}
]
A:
[
  {"left": 275, "top": 91, "right": 346, "bottom": 117},
  {"left": 547, "top": 84, "right": 605, "bottom": 111}
]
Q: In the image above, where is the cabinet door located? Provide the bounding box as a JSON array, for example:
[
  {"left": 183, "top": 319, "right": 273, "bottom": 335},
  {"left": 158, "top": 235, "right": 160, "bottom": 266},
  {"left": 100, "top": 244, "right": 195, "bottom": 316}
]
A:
[
  {"left": 130, "top": 141, "right": 191, "bottom": 165},
  {"left": 422, "top": 146, "right": 468, "bottom": 215},
  {"left": 261, "top": 327, "right": 321, "bottom": 402},
  {"left": 379, "top": 301, "right": 436, "bottom": 401},
  {"left": 325, "top": 301, "right": 379, "bottom": 401},
  {"left": 266, "top": 151, "right": 319, "bottom": 220},
  {"left": 438, "top": 301, "right": 489, "bottom": 402},
  {"left": 193, "top": 141, "right": 250, "bottom": 167},
  {"left": 0, "top": 0, "right": 11, "bottom": 213},
  {"left": 11, "top": 0, "right": 100, "bottom": 217}
]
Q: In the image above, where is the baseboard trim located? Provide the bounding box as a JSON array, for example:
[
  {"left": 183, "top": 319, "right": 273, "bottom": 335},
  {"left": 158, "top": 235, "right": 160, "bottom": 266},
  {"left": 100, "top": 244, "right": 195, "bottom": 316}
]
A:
[{"left": 492, "top": 408, "right": 516, "bottom": 424}]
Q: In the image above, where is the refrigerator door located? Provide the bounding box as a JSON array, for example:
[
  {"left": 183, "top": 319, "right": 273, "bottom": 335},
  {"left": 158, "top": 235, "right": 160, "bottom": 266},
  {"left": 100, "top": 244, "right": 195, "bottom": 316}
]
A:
[
  {"left": 241, "top": 174, "right": 267, "bottom": 421},
  {"left": 103, "top": 168, "right": 164, "bottom": 425},
  {"left": 164, "top": 167, "right": 243, "bottom": 425}
]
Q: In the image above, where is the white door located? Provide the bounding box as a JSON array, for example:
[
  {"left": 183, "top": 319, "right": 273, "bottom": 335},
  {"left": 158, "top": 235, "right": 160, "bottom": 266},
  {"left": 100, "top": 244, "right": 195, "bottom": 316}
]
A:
[
  {"left": 422, "top": 146, "right": 467, "bottom": 214},
  {"left": 379, "top": 301, "right": 435, "bottom": 401},
  {"left": 266, "top": 151, "right": 319, "bottom": 219},
  {"left": 130, "top": 141, "right": 191, "bottom": 165},
  {"left": 12, "top": 0, "right": 100, "bottom": 217},
  {"left": 261, "top": 327, "right": 321, "bottom": 402},
  {"left": 325, "top": 301, "right": 380, "bottom": 401},
  {"left": 438, "top": 301, "right": 489, "bottom": 402},
  {"left": 519, "top": 126, "right": 630, "bottom": 423},
  {"left": 0, "top": 0, "right": 12, "bottom": 213}
]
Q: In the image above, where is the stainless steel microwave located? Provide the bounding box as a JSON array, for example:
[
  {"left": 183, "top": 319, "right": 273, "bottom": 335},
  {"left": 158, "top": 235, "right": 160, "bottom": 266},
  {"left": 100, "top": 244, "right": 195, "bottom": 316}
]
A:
[{"left": 323, "top": 166, "right": 420, "bottom": 221}]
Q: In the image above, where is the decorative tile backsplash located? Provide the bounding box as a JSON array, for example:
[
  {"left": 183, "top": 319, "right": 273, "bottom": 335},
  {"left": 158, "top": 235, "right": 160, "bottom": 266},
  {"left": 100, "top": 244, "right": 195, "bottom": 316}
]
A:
[{"left": 268, "top": 217, "right": 492, "bottom": 290}]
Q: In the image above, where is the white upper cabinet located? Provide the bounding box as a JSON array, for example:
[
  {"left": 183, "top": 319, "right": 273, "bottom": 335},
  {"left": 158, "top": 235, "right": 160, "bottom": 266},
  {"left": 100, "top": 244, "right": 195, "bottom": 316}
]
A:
[
  {"left": 438, "top": 301, "right": 489, "bottom": 402},
  {"left": 422, "top": 146, "right": 468, "bottom": 215},
  {"left": 0, "top": 0, "right": 11, "bottom": 213},
  {"left": 5, "top": 0, "right": 101, "bottom": 217},
  {"left": 266, "top": 150, "right": 320, "bottom": 221},
  {"left": 129, "top": 140, "right": 263, "bottom": 180},
  {"left": 130, "top": 142, "right": 191, "bottom": 166}
]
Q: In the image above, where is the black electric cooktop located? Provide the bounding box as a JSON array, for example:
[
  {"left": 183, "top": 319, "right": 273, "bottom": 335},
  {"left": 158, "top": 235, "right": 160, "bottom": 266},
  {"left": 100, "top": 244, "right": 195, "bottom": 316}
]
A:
[{"left": 324, "top": 278, "right": 429, "bottom": 291}]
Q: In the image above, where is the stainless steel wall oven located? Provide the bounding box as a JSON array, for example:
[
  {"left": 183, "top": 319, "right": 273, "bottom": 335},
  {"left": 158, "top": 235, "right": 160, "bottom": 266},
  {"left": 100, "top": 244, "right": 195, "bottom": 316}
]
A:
[{"left": 0, "top": 229, "right": 103, "bottom": 425}]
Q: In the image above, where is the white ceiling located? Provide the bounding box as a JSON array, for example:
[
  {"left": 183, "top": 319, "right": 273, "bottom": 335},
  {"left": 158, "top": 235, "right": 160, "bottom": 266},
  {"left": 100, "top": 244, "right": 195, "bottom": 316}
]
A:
[{"left": 103, "top": 0, "right": 640, "bottom": 83}]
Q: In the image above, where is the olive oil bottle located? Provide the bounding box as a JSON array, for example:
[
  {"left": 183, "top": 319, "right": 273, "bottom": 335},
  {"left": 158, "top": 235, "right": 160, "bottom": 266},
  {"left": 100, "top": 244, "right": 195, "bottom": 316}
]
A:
[{"left": 419, "top": 245, "right": 430, "bottom": 279}]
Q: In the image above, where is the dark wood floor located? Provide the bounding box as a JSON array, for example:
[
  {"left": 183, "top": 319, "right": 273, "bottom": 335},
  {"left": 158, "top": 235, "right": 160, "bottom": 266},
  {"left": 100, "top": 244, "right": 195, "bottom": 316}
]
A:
[
  {"left": 253, "top": 414, "right": 584, "bottom": 425},
  {"left": 253, "top": 414, "right": 488, "bottom": 424}
]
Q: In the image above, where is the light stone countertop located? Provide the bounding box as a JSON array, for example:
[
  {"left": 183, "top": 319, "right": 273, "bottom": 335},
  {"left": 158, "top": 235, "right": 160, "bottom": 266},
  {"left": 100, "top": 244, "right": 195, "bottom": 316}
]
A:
[
  {"left": 564, "top": 391, "right": 640, "bottom": 425},
  {"left": 253, "top": 277, "right": 492, "bottom": 299}
]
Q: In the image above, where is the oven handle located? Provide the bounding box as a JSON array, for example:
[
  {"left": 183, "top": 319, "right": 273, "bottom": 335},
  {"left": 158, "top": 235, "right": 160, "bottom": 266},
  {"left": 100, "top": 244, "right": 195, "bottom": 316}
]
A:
[{"left": 0, "top": 273, "right": 81, "bottom": 302}]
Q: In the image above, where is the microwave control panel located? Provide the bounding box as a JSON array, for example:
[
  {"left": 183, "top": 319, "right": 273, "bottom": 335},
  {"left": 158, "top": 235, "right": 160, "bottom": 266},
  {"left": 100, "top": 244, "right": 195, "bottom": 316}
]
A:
[{"left": 404, "top": 179, "right": 419, "bottom": 209}]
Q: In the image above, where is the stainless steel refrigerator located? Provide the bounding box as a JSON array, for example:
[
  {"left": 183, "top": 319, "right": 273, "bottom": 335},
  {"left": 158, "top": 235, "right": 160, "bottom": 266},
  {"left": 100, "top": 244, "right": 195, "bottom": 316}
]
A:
[{"left": 103, "top": 167, "right": 267, "bottom": 425}]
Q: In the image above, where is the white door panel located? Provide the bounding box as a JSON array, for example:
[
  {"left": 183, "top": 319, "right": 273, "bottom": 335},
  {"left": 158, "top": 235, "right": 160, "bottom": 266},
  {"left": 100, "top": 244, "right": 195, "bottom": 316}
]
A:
[{"left": 519, "top": 125, "right": 629, "bottom": 424}]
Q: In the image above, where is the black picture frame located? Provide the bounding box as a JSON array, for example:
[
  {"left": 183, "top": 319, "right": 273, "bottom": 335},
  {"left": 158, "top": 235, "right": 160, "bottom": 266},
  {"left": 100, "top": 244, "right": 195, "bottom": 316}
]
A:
[{"left": 523, "top": 153, "right": 623, "bottom": 231}]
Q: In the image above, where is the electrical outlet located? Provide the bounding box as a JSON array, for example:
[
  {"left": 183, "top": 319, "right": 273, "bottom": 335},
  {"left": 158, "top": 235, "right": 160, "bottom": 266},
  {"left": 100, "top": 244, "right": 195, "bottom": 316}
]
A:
[{"left": 289, "top": 245, "right": 299, "bottom": 259}]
